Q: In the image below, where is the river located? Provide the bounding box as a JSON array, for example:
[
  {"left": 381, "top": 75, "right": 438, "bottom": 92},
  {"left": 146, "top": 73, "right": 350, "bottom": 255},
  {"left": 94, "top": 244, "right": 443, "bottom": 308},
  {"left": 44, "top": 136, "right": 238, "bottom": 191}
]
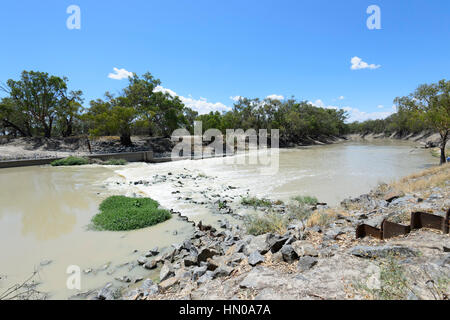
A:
[{"left": 0, "top": 141, "right": 437, "bottom": 299}]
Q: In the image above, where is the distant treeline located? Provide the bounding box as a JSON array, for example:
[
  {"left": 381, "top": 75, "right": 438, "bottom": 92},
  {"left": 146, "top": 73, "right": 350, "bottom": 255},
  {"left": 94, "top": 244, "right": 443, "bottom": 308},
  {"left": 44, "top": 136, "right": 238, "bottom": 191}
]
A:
[
  {"left": 0, "top": 71, "right": 447, "bottom": 161},
  {"left": 0, "top": 70, "right": 347, "bottom": 145},
  {"left": 347, "top": 109, "right": 432, "bottom": 136}
]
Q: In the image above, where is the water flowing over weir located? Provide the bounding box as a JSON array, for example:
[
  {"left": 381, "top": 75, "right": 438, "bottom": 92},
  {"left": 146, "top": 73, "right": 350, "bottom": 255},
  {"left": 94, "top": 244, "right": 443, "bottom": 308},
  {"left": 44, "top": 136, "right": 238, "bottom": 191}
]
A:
[{"left": 0, "top": 141, "right": 437, "bottom": 299}]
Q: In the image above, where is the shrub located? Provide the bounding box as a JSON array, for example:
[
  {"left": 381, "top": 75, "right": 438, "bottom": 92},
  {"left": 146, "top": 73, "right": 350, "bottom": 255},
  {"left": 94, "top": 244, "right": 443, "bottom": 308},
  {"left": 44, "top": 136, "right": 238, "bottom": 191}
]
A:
[
  {"left": 241, "top": 197, "right": 272, "bottom": 208},
  {"left": 243, "top": 212, "right": 287, "bottom": 236},
  {"left": 91, "top": 196, "right": 171, "bottom": 231},
  {"left": 51, "top": 156, "right": 90, "bottom": 166},
  {"left": 291, "top": 195, "right": 318, "bottom": 205}
]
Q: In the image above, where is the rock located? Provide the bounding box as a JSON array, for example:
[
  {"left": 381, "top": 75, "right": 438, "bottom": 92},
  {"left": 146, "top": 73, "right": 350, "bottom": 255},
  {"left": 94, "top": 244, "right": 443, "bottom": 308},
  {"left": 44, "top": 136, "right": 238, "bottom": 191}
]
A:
[
  {"left": 150, "top": 247, "right": 159, "bottom": 255},
  {"left": 159, "top": 262, "right": 175, "bottom": 282},
  {"left": 159, "top": 277, "right": 179, "bottom": 291},
  {"left": 140, "top": 279, "right": 159, "bottom": 296},
  {"left": 197, "top": 271, "right": 214, "bottom": 285},
  {"left": 248, "top": 251, "right": 265, "bottom": 266},
  {"left": 350, "top": 245, "right": 417, "bottom": 259},
  {"left": 390, "top": 195, "right": 416, "bottom": 206},
  {"left": 182, "top": 240, "right": 193, "bottom": 251},
  {"left": 212, "top": 265, "right": 233, "bottom": 279},
  {"left": 297, "top": 256, "right": 318, "bottom": 272},
  {"left": 137, "top": 256, "right": 148, "bottom": 265},
  {"left": 197, "top": 247, "right": 219, "bottom": 263},
  {"left": 280, "top": 244, "right": 298, "bottom": 263},
  {"left": 144, "top": 260, "right": 157, "bottom": 270},
  {"left": 115, "top": 276, "right": 132, "bottom": 283},
  {"left": 272, "top": 251, "right": 284, "bottom": 263},
  {"left": 244, "top": 234, "right": 270, "bottom": 255},
  {"left": 384, "top": 191, "right": 404, "bottom": 203},
  {"left": 192, "top": 266, "right": 208, "bottom": 281},
  {"left": 291, "top": 241, "right": 318, "bottom": 257},
  {"left": 323, "top": 228, "right": 345, "bottom": 241},
  {"left": 97, "top": 283, "right": 115, "bottom": 300},
  {"left": 184, "top": 255, "right": 198, "bottom": 267},
  {"left": 266, "top": 234, "right": 289, "bottom": 253},
  {"left": 40, "top": 260, "right": 52, "bottom": 266},
  {"left": 172, "top": 242, "right": 183, "bottom": 251}
]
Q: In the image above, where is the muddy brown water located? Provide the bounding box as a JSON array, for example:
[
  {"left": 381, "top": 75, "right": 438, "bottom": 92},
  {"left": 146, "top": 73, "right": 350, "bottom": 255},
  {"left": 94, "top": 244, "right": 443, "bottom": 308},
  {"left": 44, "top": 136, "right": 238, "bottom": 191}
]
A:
[{"left": 0, "top": 141, "right": 437, "bottom": 299}]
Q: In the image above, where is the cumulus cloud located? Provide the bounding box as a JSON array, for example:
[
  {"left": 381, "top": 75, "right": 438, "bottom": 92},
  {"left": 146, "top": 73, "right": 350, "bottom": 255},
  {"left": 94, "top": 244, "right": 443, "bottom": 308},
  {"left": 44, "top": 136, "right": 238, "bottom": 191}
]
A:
[
  {"left": 342, "top": 107, "right": 393, "bottom": 122},
  {"left": 108, "top": 67, "right": 134, "bottom": 80},
  {"left": 338, "top": 96, "right": 345, "bottom": 100},
  {"left": 155, "top": 86, "right": 231, "bottom": 114},
  {"left": 266, "top": 94, "right": 285, "bottom": 101},
  {"left": 308, "top": 99, "right": 393, "bottom": 122},
  {"left": 350, "top": 56, "right": 381, "bottom": 70},
  {"left": 230, "top": 96, "right": 243, "bottom": 102}
]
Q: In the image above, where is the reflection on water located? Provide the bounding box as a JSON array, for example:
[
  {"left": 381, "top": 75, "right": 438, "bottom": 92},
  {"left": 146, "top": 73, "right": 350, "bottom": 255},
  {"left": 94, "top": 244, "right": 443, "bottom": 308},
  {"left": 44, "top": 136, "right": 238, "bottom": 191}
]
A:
[{"left": 0, "top": 167, "right": 102, "bottom": 240}]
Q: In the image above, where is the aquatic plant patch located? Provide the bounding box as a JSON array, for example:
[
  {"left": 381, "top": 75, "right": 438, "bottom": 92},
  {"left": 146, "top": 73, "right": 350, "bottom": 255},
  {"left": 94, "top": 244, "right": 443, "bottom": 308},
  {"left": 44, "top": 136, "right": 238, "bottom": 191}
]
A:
[{"left": 92, "top": 196, "right": 171, "bottom": 231}]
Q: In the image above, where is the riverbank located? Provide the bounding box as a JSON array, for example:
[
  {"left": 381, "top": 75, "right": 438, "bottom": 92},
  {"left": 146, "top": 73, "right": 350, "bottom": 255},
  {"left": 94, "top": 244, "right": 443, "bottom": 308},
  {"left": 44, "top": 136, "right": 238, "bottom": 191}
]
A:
[
  {"left": 0, "top": 134, "right": 347, "bottom": 162},
  {"left": 113, "top": 163, "right": 449, "bottom": 300},
  {"left": 0, "top": 141, "right": 444, "bottom": 300}
]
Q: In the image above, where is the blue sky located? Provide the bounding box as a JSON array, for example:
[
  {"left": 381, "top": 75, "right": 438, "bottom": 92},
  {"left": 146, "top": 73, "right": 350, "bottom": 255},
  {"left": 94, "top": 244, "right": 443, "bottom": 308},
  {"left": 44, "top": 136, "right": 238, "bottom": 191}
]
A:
[{"left": 0, "top": 0, "right": 449, "bottom": 121}]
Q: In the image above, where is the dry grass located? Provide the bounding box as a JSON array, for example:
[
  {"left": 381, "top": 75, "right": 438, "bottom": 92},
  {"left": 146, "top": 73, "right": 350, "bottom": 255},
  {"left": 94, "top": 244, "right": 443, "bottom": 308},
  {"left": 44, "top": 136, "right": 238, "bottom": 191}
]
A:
[
  {"left": 306, "top": 208, "right": 348, "bottom": 227},
  {"left": 389, "top": 163, "right": 450, "bottom": 194}
]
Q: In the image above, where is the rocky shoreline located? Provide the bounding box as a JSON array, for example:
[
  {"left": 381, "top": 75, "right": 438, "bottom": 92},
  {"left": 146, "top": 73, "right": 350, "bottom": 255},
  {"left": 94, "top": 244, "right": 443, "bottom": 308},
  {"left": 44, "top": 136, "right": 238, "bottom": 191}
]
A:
[{"left": 90, "top": 163, "right": 449, "bottom": 300}]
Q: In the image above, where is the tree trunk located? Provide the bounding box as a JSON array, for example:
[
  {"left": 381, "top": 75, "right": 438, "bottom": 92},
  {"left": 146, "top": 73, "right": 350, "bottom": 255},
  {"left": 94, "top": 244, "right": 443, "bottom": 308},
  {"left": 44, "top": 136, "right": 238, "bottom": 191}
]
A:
[
  {"left": 440, "top": 131, "right": 448, "bottom": 165},
  {"left": 120, "top": 134, "right": 132, "bottom": 146}
]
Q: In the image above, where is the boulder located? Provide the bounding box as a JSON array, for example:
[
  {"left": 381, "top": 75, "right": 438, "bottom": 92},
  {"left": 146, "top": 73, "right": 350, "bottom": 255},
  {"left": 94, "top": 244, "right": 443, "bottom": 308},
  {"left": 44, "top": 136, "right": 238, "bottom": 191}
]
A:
[
  {"left": 244, "top": 234, "right": 270, "bottom": 255},
  {"left": 350, "top": 245, "right": 417, "bottom": 259},
  {"left": 160, "top": 262, "right": 175, "bottom": 282},
  {"left": 192, "top": 266, "right": 208, "bottom": 281},
  {"left": 144, "top": 260, "right": 157, "bottom": 270},
  {"left": 280, "top": 244, "right": 298, "bottom": 263},
  {"left": 297, "top": 256, "right": 318, "bottom": 272},
  {"left": 184, "top": 255, "right": 198, "bottom": 267},
  {"left": 291, "top": 241, "right": 318, "bottom": 257},
  {"left": 137, "top": 256, "right": 148, "bottom": 265},
  {"left": 248, "top": 251, "right": 265, "bottom": 266},
  {"left": 197, "top": 247, "right": 219, "bottom": 263},
  {"left": 266, "top": 234, "right": 289, "bottom": 253},
  {"left": 159, "top": 277, "right": 179, "bottom": 291}
]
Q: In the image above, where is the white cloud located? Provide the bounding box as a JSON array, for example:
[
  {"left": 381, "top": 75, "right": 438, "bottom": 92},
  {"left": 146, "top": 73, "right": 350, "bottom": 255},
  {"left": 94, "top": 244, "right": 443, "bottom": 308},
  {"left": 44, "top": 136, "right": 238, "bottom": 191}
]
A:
[
  {"left": 338, "top": 96, "right": 345, "bottom": 100},
  {"left": 108, "top": 67, "right": 133, "bottom": 80},
  {"left": 343, "top": 107, "right": 393, "bottom": 122},
  {"left": 377, "top": 105, "right": 384, "bottom": 109},
  {"left": 266, "top": 94, "right": 285, "bottom": 101},
  {"left": 230, "top": 96, "right": 243, "bottom": 102},
  {"left": 309, "top": 99, "right": 393, "bottom": 122},
  {"left": 350, "top": 56, "right": 381, "bottom": 70},
  {"left": 155, "top": 86, "right": 231, "bottom": 114}
]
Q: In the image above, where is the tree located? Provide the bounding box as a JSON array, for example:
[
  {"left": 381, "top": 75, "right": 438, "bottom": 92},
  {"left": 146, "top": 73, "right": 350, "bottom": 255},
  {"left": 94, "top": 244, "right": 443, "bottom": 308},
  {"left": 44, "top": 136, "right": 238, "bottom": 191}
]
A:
[
  {"left": 395, "top": 80, "right": 450, "bottom": 164},
  {"left": 1, "top": 71, "right": 82, "bottom": 138}
]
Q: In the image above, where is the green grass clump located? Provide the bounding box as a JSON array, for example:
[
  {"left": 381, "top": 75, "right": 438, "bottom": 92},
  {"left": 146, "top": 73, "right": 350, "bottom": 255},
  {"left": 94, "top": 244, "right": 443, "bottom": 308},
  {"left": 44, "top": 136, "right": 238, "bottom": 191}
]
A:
[
  {"left": 91, "top": 196, "right": 171, "bottom": 231},
  {"left": 291, "top": 195, "right": 318, "bottom": 205},
  {"left": 51, "top": 156, "right": 90, "bottom": 166},
  {"left": 241, "top": 197, "right": 272, "bottom": 208},
  {"left": 104, "top": 159, "right": 128, "bottom": 165}
]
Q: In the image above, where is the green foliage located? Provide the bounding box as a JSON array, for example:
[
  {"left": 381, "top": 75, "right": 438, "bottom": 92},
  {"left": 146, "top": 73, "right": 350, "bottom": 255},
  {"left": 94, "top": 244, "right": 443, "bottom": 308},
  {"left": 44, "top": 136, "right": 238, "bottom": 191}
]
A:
[
  {"left": 291, "top": 195, "right": 318, "bottom": 205},
  {"left": 50, "top": 156, "right": 90, "bottom": 166},
  {"left": 91, "top": 196, "right": 171, "bottom": 231},
  {"left": 241, "top": 197, "right": 272, "bottom": 208},
  {"left": 1, "top": 70, "right": 83, "bottom": 138}
]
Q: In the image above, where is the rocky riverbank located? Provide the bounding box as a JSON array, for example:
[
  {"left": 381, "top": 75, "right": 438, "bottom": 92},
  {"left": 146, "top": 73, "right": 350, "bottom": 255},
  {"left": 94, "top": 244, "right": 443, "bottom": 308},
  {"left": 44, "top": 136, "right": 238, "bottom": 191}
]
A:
[{"left": 90, "top": 163, "right": 449, "bottom": 300}]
